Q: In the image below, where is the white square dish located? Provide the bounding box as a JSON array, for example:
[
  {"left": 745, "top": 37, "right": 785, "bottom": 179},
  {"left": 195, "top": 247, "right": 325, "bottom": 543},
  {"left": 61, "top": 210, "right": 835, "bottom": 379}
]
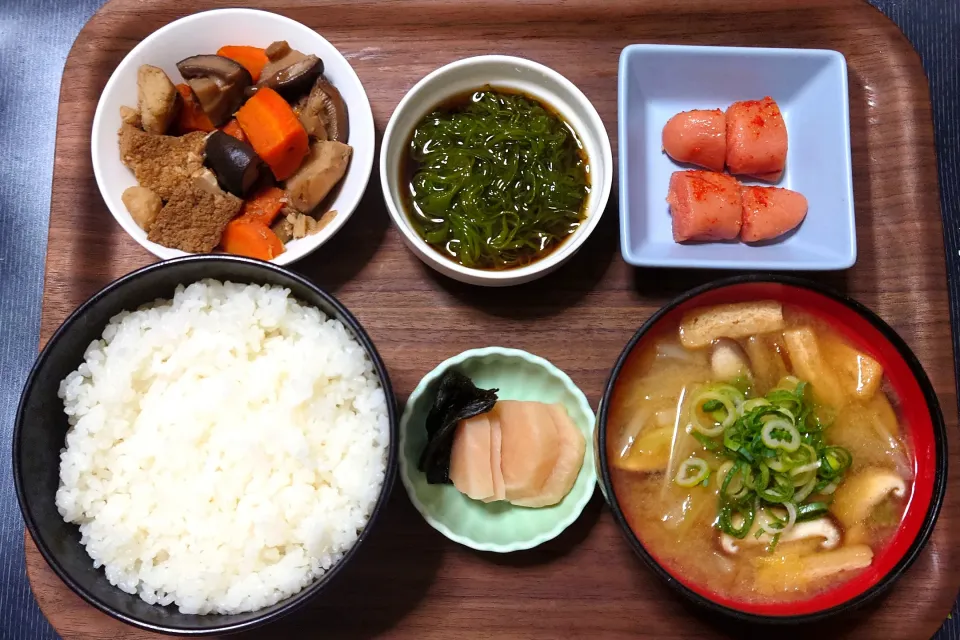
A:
[{"left": 617, "top": 44, "right": 855, "bottom": 270}]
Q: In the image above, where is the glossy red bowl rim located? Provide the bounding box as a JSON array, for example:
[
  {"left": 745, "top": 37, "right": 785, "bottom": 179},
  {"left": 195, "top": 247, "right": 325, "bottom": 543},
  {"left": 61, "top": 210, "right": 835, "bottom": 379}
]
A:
[{"left": 596, "top": 274, "right": 948, "bottom": 624}]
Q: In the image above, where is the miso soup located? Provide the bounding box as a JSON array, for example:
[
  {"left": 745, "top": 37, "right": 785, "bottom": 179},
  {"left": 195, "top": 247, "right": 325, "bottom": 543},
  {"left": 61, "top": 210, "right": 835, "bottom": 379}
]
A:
[{"left": 606, "top": 300, "right": 913, "bottom": 603}]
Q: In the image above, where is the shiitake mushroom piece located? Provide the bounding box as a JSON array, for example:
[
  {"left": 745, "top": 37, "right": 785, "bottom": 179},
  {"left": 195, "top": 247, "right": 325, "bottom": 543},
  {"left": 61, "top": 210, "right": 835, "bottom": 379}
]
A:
[
  {"left": 295, "top": 75, "right": 350, "bottom": 143},
  {"left": 176, "top": 55, "right": 252, "bottom": 126},
  {"left": 204, "top": 130, "right": 263, "bottom": 197},
  {"left": 248, "top": 54, "right": 325, "bottom": 100}
]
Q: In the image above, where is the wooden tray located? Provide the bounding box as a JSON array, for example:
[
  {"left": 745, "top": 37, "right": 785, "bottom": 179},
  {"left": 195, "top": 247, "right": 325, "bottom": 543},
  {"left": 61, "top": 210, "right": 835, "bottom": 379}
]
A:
[{"left": 26, "top": 0, "right": 959, "bottom": 638}]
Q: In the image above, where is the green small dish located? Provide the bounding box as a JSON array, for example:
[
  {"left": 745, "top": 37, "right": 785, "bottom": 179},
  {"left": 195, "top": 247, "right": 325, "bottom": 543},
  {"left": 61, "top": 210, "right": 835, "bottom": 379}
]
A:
[{"left": 398, "top": 347, "right": 597, "bottom": 552}]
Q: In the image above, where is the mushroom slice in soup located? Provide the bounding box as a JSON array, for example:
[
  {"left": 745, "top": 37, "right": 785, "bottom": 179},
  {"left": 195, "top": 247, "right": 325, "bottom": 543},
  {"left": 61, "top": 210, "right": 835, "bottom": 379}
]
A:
[
  {"left": 720, "top": 517, "right": 841, "bottom": 554},
  {"left": 710, "top": 338, "right": 752, "bottom": 381},
  {"left": 754, "top": 544, "right": 873, "bottom": 594},
  {"left": 830, "top": 467, "right": 907, "bottom": 529},
  {"left": 801, "top": 544, "right": 874, "bottom": 581}
]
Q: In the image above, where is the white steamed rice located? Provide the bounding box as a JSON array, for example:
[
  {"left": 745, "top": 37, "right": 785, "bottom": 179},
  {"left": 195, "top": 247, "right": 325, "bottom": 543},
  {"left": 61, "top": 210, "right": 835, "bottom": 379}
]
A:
[{"left": 55, "top": 279, "right": 389, "bottom": 615}]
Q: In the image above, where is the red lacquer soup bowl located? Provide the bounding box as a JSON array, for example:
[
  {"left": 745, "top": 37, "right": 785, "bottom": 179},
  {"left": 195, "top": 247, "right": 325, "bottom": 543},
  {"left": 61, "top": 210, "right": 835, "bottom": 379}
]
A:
[{"left": 596, "top": 275, "right": 947, "bottom": 623}]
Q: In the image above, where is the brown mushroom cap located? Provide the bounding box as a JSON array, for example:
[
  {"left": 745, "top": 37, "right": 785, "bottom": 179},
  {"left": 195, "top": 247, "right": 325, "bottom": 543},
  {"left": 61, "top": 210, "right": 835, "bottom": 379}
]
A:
[
  {"left": 204, "top": 130, "right": 263, "bottom": 198},
  {"left": 249, "top": 55, "right": 325, "bottom": 101},
  {"left": 259, "top": 43, "right": 307, "bottom": 86},
  {"left": 310, "top": 77, "right": 349, "bottom": 143},
  {"left": 176, "top": 55, "right": 252, "bottom": 126}
]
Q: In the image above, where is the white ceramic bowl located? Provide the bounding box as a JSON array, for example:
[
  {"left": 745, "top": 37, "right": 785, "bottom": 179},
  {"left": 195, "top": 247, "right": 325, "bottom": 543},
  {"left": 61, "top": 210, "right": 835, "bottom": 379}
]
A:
[
  {"left": 91, "top": 8, "right": 375, "bottom": 266},
  {"left": 379, "top": 55, "right": 613, "bottom": 286}
]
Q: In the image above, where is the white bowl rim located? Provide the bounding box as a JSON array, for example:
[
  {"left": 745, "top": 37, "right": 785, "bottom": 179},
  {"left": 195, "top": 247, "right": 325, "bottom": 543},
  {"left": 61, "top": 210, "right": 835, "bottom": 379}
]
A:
[
  {"left": 379, "top": 54, "right": 614, "bottom": 282},
  {"left": 91, "top": 7, "right": 375, "bottom": 266}
]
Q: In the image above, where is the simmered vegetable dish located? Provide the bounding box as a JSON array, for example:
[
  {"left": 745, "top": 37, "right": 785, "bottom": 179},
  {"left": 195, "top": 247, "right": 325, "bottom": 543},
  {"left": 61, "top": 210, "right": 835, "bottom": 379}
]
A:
[
  {"left": 117, "top": 41, "right": 353, "bottom": 260},
  {"left": 403, "top": 88, "right": 590, "bottom": 270},
  {"left": 607, "top": 300, "right": 912, "bottom": 602}
]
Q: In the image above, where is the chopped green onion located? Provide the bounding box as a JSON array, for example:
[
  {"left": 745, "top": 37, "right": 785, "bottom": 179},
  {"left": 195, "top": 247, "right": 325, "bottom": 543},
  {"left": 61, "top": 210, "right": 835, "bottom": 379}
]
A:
[
  {"left": 675, "top": 457, "right": 710, "bottom": 487},
  {"left": 767, "top": 532, "right": 782, "bottom": 553},
  {"left": 820, "top": 446, "right": 852, "bottom": 478},
  {"left": 818, "top": 480, "right": 838, "bottom": 495},
  {"left": 796, "top": 501, "right": 830, "bottom": 521},
  {"left": 766, "top": 457, "right": 788, "bottom": 472},
  {"left": 791, "top": 467, "right": 818, "bottom": 487},
  {"left": 686, "top": 375, "right": 853, "bottom": 554},
  {"left": 716, "top": 460, "right": 735, "bottom": 486},
  {"left": 759, "top": 473, "right": 795, "bottom": 503},
  {"left": 702, "top": 399, "right": 723, "bottom": 412},
  {"left": 690, "top": 388, "right": 738, "bottom": 436},
  {"left": 691, "top": 430, "right": 722, "bottom": 451},
  {"left": 793, "top": 475, "right": 818, "bottom": 502},
  {"left": 743, "top": 398, "right": 770, "bottom": 412},
  {"left": 721, "top": 461, "right": 750, "bottom": 502},
  {"left": 761, "top": 419, "right": 801, "bottom": 452},
  {"left": 719, "top": 500, "right": 757, "bottom": 539}
]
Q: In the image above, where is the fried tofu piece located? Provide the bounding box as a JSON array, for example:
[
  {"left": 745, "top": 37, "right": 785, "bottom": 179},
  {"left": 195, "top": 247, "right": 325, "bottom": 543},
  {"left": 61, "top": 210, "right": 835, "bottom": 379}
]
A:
[
  {"left": 119, "top": 105, "right": 141, "bottom": 128},
  {"left": 121, "top": 186, "right": 162, "bottom": 231},
  {"left": 284, "top": 140, "right": 352, "bottom": 213},
  {"left": 820, "top": 335, "right": 884, "bottom": 400},
  {"left": 118, "top": 124, "right": 206, "bottom": 200},
  {"left": 679, "top": 301, "right": 784, "bottom": 349},
  {"left": 147, "top": 182, "right": 242, "bottom": 253},
  {"left": 782, "top": 327, "right": 847, "bottom": 408},
  {"left": 137, "top": 64, "right": 180, "bottom": 134},
  {"left": 744, "top": 333, "right": 789, "bottom": 394}
]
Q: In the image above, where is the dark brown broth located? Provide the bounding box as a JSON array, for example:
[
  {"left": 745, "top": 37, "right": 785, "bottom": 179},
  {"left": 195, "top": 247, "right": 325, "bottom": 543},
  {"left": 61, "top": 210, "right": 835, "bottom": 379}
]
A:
[{"left": 399, "top": 86, "right": 590, "bottom": 271}]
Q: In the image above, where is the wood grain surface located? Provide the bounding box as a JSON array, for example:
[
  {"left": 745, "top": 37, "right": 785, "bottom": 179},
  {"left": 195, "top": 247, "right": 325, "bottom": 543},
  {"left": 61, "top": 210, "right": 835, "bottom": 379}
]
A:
[{"left": 26, "top": 0, "right": 959, "bottom": 637}]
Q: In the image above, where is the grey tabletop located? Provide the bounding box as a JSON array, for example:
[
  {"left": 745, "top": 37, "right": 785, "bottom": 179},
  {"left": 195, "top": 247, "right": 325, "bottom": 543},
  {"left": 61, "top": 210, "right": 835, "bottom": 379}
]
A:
[{"left": 1, "top": 1, "right": 958, "bottom": 638}]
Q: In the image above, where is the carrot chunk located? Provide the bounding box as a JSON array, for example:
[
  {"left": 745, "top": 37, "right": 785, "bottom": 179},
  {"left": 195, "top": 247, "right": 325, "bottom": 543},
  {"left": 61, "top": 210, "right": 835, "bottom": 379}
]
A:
[
  {"left": 220, "top": 217, "right": 285, "bottom": 260},
  {"left": 236, "top": 88, "right": 309, "bottom": 181},
  {"left": 174, "top": 83, "right": 215, "bottom": 133},
  {"left": 219, "top": 118, "right": 247, "bottom": 143},
  {"left": 216, "top": 45, "right": 269, "bottom": 83},
  {"left": 241, "top": 186, "right": 286, "bottom": 225}
]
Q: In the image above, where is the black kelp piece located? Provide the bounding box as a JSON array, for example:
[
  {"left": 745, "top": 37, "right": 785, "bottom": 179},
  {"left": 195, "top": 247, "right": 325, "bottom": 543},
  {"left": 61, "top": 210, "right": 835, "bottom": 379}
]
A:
[{"left": 418, "top": 369, "right": 498, "bottom": 484}]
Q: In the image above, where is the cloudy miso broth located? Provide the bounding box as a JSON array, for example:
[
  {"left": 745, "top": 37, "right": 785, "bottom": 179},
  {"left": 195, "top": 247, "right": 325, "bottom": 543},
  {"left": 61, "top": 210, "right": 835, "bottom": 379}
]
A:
[{"left": 607, "top": 302, "right": 913, "bottom": 603}]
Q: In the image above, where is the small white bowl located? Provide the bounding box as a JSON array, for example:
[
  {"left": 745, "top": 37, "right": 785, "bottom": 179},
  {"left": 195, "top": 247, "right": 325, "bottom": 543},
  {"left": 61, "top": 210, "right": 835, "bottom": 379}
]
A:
[
  {"left": 91, "top": 8, "right": 375, "bottom": 266},
  {"left": 379, "top": 55, "right": 613, "bottom": 287}
]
